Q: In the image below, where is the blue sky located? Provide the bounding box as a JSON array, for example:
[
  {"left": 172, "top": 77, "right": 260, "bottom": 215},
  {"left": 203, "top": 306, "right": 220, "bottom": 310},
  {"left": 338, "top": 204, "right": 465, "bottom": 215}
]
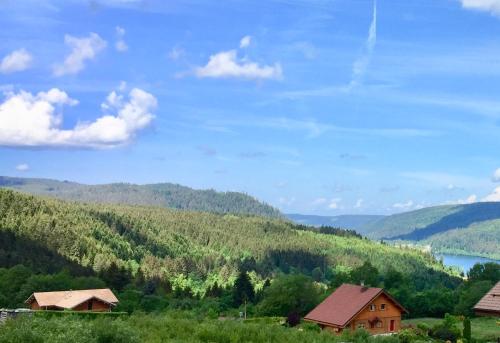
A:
[{"left": 2, "top": 0, "right": 500, "bottom": 215}]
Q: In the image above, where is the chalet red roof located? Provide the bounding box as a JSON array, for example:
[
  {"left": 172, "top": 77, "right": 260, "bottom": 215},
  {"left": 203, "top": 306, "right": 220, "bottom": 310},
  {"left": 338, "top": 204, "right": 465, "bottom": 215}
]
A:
[
  {"left": 304, "top": 283, "right": 407, "bottom": 327},
  {"left": 473, "top": 281, "right": 500, "bottom": 313},
  {"left": 25, "top": 289, "right": 118, "bottom": 310}
]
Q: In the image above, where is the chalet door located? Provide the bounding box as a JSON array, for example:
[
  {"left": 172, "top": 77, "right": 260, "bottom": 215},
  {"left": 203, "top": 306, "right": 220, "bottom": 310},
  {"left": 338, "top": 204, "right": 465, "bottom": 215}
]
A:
[{"left": 389, "top": 320, "right": 395, "bottom": 332}]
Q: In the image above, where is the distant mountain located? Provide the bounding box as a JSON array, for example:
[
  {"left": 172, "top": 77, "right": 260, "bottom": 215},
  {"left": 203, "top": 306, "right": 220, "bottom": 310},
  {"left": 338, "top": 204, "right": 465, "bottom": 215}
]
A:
[
  {"left": 286, "top": 213, "right": 385, "bottom": 233},
  {"left": 360, "top": 202, "right": 500, "bottom": 259},
  {"left": 0, "top": 176, "right": 282, "bottom": 218}
]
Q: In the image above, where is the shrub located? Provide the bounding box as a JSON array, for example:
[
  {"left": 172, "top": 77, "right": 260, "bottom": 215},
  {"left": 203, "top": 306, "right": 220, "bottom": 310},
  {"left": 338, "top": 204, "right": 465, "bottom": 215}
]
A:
[
  {"left": 463, "top": 317, "right": 471, "bottom": 342},
  {"left": 93, "top": 318, "right": 140, "bottom": 343},
  {"left": 256, "top": 274, "right": 321, "bottom": 317},
  {"left": 430, "top": 315, "right": 462, "bottom": 343},
  {"left": 286, "top": 311, "right": 300, "bottom": 327}
]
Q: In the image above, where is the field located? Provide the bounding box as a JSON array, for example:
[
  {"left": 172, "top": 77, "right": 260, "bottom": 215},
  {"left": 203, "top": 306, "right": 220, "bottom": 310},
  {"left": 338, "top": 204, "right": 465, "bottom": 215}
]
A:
[
  {"left": 0, "top": 313, "right": 383, "bottom": 343},
  {"left": 403, "top": 317, "right": 500, "bottom": 342},
  {"left": 1, "top": 313, "right": 499, "bottom": 343}
]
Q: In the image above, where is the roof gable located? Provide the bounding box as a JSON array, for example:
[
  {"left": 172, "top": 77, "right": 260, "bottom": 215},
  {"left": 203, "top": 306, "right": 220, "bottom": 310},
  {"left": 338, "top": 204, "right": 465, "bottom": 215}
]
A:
[
  {"left": 304, "top": 284, "right": 407, "bottom": 327},
  {"left": 473, "top": 281, "right": 500, "bottom": 313}
]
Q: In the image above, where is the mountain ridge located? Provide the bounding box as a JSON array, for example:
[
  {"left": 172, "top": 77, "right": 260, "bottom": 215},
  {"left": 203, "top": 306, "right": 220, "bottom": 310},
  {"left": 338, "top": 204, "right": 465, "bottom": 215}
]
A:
[
  {"left": 0, "top": 188, "right": 456, "bottom": 295},
  {"left": 359, "top": 202, "right": 500, "bottom": 259},
  {"left": 0, "top": 176, "right": 281, "bottom": 218}
]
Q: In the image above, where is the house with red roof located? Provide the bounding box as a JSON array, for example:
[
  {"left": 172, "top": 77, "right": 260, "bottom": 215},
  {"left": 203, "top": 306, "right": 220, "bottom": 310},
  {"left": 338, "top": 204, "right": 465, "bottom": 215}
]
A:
[
  {"left": 304, "top": 283, "right": 408, "bottom": 335},
  {"left": 473, "top": 281, "right": 500, "bottom": 317},
  {"left": 25, "top": 289, "right": 118, "bottom": 312}
]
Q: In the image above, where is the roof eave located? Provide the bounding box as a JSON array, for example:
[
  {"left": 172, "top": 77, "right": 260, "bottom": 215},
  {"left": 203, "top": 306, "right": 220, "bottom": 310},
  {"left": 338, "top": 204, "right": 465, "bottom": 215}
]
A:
[{"left": 303, "top": 317, "right": 346, "bottom": 328}]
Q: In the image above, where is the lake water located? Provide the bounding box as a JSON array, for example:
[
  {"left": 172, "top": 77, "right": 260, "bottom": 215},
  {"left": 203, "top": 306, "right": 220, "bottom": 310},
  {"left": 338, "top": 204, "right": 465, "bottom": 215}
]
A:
[{"left": 435, "top": 253, "right": 500, "bottom": 273}]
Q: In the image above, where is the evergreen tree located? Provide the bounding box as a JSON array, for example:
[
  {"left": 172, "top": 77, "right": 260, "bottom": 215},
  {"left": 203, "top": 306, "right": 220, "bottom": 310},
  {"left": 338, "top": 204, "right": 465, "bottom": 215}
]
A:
[
  {"left": 232, "top": 271, "right": 254, "bottom": 306},
  {"left": 100, "top": 262, "right": 131, "bottom": 291}
]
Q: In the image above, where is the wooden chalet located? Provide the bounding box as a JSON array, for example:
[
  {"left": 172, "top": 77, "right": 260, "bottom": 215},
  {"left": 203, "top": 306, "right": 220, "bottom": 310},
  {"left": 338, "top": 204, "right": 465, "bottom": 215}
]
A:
[
  {"left": 25, "top": 288, "right": 118, "bottom": 312},
  {"left": 304, "top": 283, "right": 408, "bottom": 335},
  {"left": 473, "top": 281, "right": 500, "bottom": 317}
]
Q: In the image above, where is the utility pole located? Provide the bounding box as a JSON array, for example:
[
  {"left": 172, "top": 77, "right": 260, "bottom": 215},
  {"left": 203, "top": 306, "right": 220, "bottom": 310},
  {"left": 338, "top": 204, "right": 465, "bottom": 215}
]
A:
[{"left": 244, "top": 299, "right": 247, "bottom": 319}]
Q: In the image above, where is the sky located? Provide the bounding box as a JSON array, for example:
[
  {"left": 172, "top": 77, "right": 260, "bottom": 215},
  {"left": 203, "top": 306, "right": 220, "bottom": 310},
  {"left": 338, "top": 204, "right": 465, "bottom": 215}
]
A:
[{"left": 2, "top": 0, "right": 500, "bottom": 215}]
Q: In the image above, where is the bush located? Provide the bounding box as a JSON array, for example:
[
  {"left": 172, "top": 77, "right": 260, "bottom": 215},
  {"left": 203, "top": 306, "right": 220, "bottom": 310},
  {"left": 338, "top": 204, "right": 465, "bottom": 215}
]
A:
[
  {"left": 430, "top": 314, "right": 462, "bottom": 343},
  {"left": 416, "top": 322, "right": 430, "bottom": 336},
  {"left": 286, "top": 311, "right": 300, "bottom": 327},
  {"left": 93, "top": 318, "right": 140, "bottom": 343},
  {"left": 463, "top": 317, "right": 471, "bottom": 342},
  {"left": 398, "top": 328, "right": 419, "bottom": 343},
  {"left": 256, "top": 274, "right": 321, "bottom": 317},
  {"left": 298, "top": 321, "right": 321, "bottom": 333},
  {"left": 0, "top": 317, "right": 43, "bottom": 343}
]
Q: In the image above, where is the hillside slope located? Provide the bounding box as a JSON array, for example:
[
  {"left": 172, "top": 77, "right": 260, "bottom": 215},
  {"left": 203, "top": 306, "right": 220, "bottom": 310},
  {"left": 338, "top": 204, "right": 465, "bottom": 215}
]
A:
[
  {"left": 361, "top": 202, "right": 500, "bottom": 259},
  {"left": 0, "top": 176, "right": 281, "bottom": 218},
  {"left": 286, "top": 213, "right": 384, "bottom": 233},
  {"left": 0, "top": 189, "right": 454, "bottom": 294}
]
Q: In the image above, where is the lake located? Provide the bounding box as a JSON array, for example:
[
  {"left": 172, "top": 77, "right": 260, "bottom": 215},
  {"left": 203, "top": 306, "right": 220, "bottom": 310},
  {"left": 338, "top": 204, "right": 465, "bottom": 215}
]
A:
[{"left": 435, "top": 253, "right": 500, "bottom": 273}]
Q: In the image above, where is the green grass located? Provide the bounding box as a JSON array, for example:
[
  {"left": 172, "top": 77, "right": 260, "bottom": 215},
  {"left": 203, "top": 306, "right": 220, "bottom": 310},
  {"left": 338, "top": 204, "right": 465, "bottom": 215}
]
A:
[
  {"left": 403, "top": 317, "right": 500, "bottom": 342},
  {"left": 0, "top": 313, "right": 398, "bottom": 343}
]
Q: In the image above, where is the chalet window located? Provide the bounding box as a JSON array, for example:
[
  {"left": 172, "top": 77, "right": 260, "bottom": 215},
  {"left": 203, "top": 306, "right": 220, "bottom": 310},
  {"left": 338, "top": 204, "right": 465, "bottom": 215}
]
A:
[
  {"left": 87, "top": 300, "right": 93, "bottom": 311},
  {"left": 369, "top": 304, "right": 376, "bottom": 311},
  {"left": 380, "top": 303, "right": 386, "bottom": 311},
  {"left": 357, "top": 323, "right": 366, "bottom": 329},
  {"left": 376, "top": 322, "right": 383, "bottom": 328}
]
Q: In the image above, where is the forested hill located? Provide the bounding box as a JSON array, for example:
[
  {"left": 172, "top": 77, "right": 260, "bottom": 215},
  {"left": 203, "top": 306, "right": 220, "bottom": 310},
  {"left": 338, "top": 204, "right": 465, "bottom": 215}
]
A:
[
  {"left": 0, "top": 188, "right": 457, "bottom": 296},
  {"left": 286, "top": 213, "right": 384, "bottom": 232},
  {"left": 360, "top": 202, "right": 500, "bottom": 259},
  {"left": 0, "top": 176, "right": 281, "bottom": 218}
]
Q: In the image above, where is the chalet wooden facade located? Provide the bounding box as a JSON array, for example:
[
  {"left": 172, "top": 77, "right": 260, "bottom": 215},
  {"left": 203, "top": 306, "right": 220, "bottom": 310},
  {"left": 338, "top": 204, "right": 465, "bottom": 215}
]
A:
[
  {"left": 25, "top": 289, "right": 118, "bottom": 312},
  {"left": 473, "top": 281, "right": 500, "bottom": 317},
  {"left": 304, "top": 283, "right": 408, "bottom": 335}
]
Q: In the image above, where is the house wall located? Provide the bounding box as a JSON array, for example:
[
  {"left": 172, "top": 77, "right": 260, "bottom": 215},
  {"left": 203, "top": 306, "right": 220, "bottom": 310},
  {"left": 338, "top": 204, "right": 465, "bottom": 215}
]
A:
[
  {"left": 351, "top": 293, "right": 403, "bottom": 334},
  {"left": 474, "top": 309, "right": 500, "bottom": 317},
  {"left": 29, "top": 300, "right": 41, "bottom": 310},
  {"left": 30, "top": 299, "right": 111, "bottom": 312},
  {"left": 73, "top": 299, "right": 111, "bottom": 312}
]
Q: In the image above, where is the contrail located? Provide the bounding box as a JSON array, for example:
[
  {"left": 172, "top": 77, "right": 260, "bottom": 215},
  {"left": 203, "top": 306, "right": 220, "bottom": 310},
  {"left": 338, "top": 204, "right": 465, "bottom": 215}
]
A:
[{"left": 347, "top": 0, "right": 377, "bottom": 90}]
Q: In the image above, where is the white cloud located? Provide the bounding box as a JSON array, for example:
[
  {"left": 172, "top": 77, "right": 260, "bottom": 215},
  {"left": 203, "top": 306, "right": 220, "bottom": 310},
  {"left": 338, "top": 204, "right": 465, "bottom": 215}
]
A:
[
  {"left": 347, "top": 1, "right": 377, "bottom": 89},
  {"left": 483, "top": 186, "right": 500, "bottom": 201},
  {"left": 393, "top": 200, "right": 414, "bottom": 210},
  {"left": 15, "top": 163, "right": 29, "bottom": 171},
  {"left": 465, "top": 194, "right": 478, "bottom": 203},
  {"left": 355, "top": 198, "right": 364, "bottom": 208},
  {"left": 492, "top": 168, "right": 500, "bottom": 182},
  {"left": 0, "top": 87, "right": 156, "bottom": 148},
  {"left": 194, "top": 38, "right": 282, "bottom": 80},
  {"left": 461, "top": 0, "right": 500, "bottom": 16},
  {"left": 118, "top": 81, "right": 127, "bottom": 92},
  {"left": 195, "top": 50, "right": 282, "bottom": 80},
  {"left": 0, "top": 49, "right": 33, "bottom": 74},
  {"left": 115, "top": 26, "right": 128, "bottom": 52},
  {"left": 445, "top": 194, "right": 478, "bottom": 205},
  {"left": 53, "top": 33, "right": 107, "bottom": 76},
  {"left": 239, "top": 35, "right": 251, "bottom": 48},
  {"left": 328, "top": 198, "right": 342, "bottom": 209}
]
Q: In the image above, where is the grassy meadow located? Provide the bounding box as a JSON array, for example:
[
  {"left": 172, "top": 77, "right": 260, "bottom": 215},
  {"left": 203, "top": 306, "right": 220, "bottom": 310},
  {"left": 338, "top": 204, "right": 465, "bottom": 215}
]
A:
[{"left": 403, "top": 317, "right": 500, "bottom": 342}]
